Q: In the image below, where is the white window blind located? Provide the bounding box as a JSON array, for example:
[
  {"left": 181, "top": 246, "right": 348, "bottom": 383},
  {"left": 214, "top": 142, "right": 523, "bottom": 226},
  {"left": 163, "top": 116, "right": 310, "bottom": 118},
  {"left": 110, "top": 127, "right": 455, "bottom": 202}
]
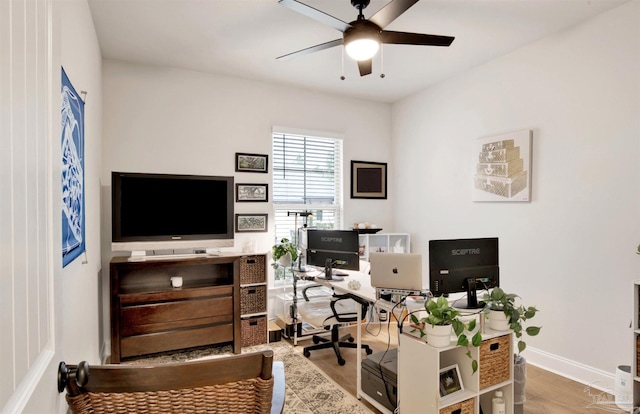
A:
[{"left": 272, "top": 131, "right": 343, "bottom": 244}]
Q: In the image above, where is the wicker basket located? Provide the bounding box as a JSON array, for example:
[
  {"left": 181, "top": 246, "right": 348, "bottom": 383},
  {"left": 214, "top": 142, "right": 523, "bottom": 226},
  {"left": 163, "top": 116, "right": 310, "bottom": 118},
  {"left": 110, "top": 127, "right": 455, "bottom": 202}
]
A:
[
  {"left": 479, "top": 334, "right": 511, "bottom": 390},
  {"left": 242, "top": 316, "right": 267, "bottom": 347},
  {"left": 241, "top": 285, "right": 267, "bottom": 315},
  {"left": 66, "top": 376, "right": 274, "bottom": 414},
  {"left": 239, "top": 255, "right": 266, "bottom": 285},
  {"left": 439, "top": 397, "right": 474, "bottom": 414}
]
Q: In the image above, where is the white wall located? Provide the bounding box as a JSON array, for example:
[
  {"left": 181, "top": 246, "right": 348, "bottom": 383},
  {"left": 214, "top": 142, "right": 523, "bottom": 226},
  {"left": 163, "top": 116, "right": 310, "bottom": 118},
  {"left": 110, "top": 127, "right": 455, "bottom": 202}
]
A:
[
  {"left": 392, "top": 0, "right": 640, "bottom": 387},
  {"left": 99, "top": 61, "right": 393, "bottom": 351}
]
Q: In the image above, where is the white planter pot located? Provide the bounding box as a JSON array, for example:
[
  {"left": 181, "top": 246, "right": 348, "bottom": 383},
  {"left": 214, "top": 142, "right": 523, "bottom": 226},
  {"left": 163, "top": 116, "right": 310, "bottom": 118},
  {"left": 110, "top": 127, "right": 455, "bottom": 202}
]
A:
[
  {"left": 424, "top": 323, "right": 452, "bottom": 348},
  {"left": 488, "top": 310, "right": 510, "bottom": 331},
  {"left": 277, "top": 252, "right": 292, "bottom": 267}
]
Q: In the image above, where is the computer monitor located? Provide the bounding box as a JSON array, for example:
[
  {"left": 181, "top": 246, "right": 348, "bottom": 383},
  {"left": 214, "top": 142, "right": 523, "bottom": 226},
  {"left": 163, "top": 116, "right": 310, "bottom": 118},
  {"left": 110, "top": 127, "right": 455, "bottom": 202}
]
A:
[
  {"left": 428, "top": 237, "right": 499, "bottom": 309},
  {"left": 305, "top": 229, "right": 359, "bottom": 279}
]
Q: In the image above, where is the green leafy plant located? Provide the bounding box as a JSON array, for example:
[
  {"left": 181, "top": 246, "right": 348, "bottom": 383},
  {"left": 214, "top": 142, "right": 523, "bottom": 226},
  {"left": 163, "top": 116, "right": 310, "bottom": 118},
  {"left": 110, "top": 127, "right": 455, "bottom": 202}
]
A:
[
  {"left": 636, "top": 243, "right": 640, "bottom": 255},
  {"left": 271, "top": 238, "right": 298, "bottom": 266},
  {"left": 482, "top": 287, "right": 541, "bottom": 353},
  {"left": 411, "top": 295, "right": 483, "bottom": 373}
]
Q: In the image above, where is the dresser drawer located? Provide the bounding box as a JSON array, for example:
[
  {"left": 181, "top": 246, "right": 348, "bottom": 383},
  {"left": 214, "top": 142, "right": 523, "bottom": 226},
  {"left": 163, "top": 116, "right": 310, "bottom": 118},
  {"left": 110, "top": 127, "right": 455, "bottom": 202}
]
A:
[
  {"left": 121, "top": 296, "right": 232, "bottom": 327},
  {"left": 120, "top": 324, "right": 233, "bottom": 359}
]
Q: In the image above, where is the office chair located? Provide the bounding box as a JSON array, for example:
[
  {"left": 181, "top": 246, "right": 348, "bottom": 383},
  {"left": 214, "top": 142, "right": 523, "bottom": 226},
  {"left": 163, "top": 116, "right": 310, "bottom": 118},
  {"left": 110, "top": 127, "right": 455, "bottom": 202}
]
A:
[{"left": 297, "top": 285, "right": 373, "bottom": 365}]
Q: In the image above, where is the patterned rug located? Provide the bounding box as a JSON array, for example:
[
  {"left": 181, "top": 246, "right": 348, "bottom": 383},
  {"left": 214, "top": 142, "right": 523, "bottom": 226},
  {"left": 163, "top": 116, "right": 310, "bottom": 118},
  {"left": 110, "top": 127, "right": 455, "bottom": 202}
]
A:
[{"left": 124, "top": 340, "right": 374, "bottom": 414}]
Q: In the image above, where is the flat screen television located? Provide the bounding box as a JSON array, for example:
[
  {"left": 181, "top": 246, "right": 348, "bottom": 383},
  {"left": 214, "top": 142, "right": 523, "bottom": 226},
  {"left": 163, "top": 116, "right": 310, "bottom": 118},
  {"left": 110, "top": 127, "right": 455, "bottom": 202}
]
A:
[
  {"left": 111, "top": 172, "right": 234, "bottom": 252},
  {"left": 428, "top": 237, "right": 499, "bottom": 309}
]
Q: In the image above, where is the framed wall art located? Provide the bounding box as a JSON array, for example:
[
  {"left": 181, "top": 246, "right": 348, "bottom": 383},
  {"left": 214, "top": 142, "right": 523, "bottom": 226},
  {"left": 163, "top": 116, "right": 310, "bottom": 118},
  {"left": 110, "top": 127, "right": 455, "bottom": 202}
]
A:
[
  {"left": 472, "top": 129, "right": 532, "bottom": 202},
  {"left": 351, "top": 160, "right": 387, "bottom": 199},
  {"left": 236, "top": 152, "right": 268, "bottom": 173},
  {"left": 235, "top": 214, "right": 268, "bottom": 233},
  {"left": 439, "top": 364, "right": 464, "bottom": 398},
  {"left": 61, "top": 67, "right": 86, "bottom": 267},
  {"left": 236, "top": 183, "right": 268, "bottom": 202}
]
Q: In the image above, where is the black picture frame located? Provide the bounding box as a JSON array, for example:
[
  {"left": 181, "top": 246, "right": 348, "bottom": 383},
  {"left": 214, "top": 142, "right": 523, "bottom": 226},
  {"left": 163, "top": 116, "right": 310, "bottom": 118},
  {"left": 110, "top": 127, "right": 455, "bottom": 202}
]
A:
[
  {"left": 351, "top": 160, "right": 387, "bottom": 199},
  {"left": 439, "top": 364, "right": 464, "bottom": 398},
  {"left": 235, "top": 214, "right": 268, "bottom": 233},
  {"left": 236, "top": 152, "right": 268, "bottom": 173},
  {"left": 236, "top": 183, "right": 268, "bottom": 202}
]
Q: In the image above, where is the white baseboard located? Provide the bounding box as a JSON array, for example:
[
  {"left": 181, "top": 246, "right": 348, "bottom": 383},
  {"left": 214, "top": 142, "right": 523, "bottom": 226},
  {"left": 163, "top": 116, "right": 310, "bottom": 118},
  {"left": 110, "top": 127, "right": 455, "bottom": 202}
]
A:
[
  {"left": 524, "top": 346, "right": 616, "bottom": 393},
  {"left": 100, "top": 339, "right": 111, "bottom": 364}
]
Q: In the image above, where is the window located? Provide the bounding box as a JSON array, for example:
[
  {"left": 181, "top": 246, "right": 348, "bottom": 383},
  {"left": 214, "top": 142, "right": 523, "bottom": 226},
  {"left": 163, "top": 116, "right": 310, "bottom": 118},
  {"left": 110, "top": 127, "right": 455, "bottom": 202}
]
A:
[{"left": 272, "top": 129, "right": 343, "bottom": 247}]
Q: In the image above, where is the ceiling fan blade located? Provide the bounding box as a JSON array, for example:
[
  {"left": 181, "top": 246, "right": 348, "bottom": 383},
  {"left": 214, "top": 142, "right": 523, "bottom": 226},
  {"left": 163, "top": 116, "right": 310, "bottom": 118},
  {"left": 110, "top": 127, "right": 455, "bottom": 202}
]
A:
[
  {"left": 276, "top": 38, "right": 344, "bottom": 61},
  {"left": 278, "top": 0, "right": 351, "bottom": 32},
  {"left": 381, "top": 31, "right": 454, "bottom": 47},
  {"left": 358, "top": 59, "right": 372, "bottom": 77},
  {"left": 369, "top": 0, "right": 420, "bottom": 29}
]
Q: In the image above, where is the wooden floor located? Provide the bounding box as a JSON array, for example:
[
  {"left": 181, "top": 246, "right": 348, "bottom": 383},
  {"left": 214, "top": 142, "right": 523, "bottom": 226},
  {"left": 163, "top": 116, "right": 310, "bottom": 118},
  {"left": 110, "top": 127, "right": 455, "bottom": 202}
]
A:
[{"left": 292, "top": 322, "right": 627, "bottom": 414}]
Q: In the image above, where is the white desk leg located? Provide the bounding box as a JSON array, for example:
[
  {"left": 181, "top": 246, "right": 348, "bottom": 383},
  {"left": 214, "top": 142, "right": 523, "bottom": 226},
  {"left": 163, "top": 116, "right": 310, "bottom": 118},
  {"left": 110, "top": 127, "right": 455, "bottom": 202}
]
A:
[{"left": 356, "top": 304, "right": 362, "bottom": 399}]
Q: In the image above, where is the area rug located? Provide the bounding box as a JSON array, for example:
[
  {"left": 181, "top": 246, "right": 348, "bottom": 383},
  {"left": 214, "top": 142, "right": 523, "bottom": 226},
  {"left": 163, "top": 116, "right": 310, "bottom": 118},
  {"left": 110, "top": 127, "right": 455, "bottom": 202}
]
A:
[{"left": 124, "top": 340, "right": 373, "bottom": 414}]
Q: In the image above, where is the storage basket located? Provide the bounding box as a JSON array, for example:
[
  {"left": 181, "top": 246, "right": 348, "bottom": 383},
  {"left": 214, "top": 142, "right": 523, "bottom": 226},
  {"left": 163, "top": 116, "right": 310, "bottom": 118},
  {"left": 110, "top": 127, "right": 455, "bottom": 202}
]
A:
[
  {"left": 241, "top": 285, "right": 267, "bottom": 315},
  {"left": 239, "top": 255, "right": 266, "bottom": 285},
  {"left": 439, "top": 397, "right": 474, "bottom": 414},
  {"left": 242, "top": 316, "right": 267, "bottom": 347},
  {"left": 479, "top": 334, "right": 511, "bottom": 389}
]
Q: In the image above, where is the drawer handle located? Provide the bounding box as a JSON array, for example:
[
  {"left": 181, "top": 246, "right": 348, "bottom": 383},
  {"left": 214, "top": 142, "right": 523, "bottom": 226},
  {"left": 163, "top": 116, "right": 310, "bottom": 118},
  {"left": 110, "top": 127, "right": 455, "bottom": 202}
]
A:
[
  {"left": 490, "top": 342, "right": 500, "bottom": 351},
  {"left": 246, "top": 259, "right": 256, "bottom": 264},
  {"left": 247, "top": 288, "right": 257, "bottom": 294},
  {"left": 249, "top": 320, "right": 258, "bottom": 326},
  {"left": 450, "top": 410, "right": 461, "bottom": 414}
]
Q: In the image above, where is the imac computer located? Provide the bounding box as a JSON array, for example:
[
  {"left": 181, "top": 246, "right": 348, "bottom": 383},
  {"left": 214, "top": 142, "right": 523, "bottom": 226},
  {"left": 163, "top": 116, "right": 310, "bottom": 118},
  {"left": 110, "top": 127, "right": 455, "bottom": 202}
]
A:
[
  {"left": 428, "top": 237, "right": 499, "bottom": 309},
  {"left": 305, "top": 229, "right": 359, "bottom": 280}
]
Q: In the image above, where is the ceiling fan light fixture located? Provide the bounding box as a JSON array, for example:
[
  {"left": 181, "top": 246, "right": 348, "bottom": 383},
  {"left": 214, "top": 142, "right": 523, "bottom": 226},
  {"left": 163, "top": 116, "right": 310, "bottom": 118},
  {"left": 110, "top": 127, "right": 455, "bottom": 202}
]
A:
[{"left": 345, "top": 38, "right": 379, "bottom": 61}]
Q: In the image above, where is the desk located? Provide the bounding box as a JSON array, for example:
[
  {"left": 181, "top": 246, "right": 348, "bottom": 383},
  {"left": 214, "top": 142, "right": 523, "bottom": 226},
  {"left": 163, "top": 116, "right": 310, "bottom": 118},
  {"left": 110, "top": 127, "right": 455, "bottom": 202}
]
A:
[{"left": 308, "top": 269, "right": 397, "bottom": 414}]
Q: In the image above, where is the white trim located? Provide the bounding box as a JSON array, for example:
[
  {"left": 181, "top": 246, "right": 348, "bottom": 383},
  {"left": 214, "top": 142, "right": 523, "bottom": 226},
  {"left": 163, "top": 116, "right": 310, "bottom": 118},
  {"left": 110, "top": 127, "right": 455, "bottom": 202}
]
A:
[
  {"left": 524, "top": 346, "right": 615, "bottom": 393},
  {"left": 1, "top": 347, "right": 54, "bottom": 414},
  {"left": 272, "top": 125, "right": 344, "bottom": 140}
]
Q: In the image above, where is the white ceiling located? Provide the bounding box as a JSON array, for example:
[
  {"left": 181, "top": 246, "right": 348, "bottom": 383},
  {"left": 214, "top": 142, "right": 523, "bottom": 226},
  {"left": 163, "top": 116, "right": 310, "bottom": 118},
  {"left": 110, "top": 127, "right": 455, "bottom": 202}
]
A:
[{"left": 87, "top": 0, "right": 627, "bottom": 103}]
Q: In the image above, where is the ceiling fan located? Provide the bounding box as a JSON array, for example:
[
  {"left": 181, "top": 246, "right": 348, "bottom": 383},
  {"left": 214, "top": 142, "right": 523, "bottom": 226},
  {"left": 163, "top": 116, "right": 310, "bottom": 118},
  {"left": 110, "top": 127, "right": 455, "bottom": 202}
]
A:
[{"left": 277, "top": 0, "right": 455, "bottom": 77}]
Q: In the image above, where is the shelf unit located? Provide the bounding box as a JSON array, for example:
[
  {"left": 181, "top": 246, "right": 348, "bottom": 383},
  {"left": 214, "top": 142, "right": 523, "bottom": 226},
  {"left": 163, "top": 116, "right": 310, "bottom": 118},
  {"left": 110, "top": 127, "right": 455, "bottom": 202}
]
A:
[
  {"left": 633, "top": 281, "right": 640, "bottom": 411},
  {"left": 398, "top": 329, "right": 514, "bottom": 414},
  {"left": 110, "top": 253, "right": 267, "bottom": 363},
  {"left": 358, "top": 233, "right": 411, "bottom": 260},
  {"left": 238, "top": 255, "right": 269, "bottom": 347}
]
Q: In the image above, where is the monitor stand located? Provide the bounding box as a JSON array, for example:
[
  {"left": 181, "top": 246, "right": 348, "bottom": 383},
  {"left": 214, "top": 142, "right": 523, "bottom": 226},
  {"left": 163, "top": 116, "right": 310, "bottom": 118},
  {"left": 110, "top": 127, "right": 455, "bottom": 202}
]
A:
[
  {"left": 315, "top": 260, "right": 345, "bottom": 281},
  {"left": 453, "top": 278, "right": 486, "bottom": 310}
]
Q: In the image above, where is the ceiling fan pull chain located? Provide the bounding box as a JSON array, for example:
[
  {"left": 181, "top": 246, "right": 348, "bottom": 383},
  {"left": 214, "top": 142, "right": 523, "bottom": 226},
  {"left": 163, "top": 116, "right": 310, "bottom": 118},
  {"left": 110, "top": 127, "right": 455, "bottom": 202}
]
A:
[
  {"left": 380, "top": 44, "right": 385, "bottom": 78},
  {"left": 340, "top": 45, "right": 346, "bottom": 80}
]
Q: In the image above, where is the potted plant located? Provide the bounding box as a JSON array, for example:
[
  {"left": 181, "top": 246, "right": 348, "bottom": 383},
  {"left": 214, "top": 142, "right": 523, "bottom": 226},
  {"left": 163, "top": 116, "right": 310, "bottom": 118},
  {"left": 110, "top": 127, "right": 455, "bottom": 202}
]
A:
[
  {"left": 482, "top": 287, "right": 542, "bottom": 407},
  {"left": 482, "top": 287, "right": 541, "bottom": 353},
  {"left": 271, "top": 238, "right": 298, "bottom": 268},
  {"left": 411, "top": 295, "right": 483, "bottom": 373}
]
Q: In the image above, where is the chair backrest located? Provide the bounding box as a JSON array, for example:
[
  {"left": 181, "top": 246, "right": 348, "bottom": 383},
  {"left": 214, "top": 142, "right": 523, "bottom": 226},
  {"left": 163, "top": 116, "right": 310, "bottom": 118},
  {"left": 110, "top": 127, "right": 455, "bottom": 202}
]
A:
[{"left": 59, "top": 350, "right": 275, "bottom": 414}]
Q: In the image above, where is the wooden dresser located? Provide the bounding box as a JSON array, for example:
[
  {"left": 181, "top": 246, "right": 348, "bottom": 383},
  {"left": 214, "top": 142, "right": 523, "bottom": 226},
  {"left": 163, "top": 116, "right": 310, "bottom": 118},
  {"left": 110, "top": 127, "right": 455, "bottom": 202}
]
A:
[{"left": 109, "top": 253, "right": 267, "bottom": 363}]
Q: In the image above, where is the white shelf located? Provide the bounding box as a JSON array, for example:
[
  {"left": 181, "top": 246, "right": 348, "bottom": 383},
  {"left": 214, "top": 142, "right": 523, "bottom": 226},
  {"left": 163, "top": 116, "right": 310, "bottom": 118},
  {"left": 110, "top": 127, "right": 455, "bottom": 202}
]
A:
[
  {"left": 358, "top": 233, "right": 411, "bottom": 260},
  {"left": 398, "top": 329, "right": 514, "bottom": 414}
]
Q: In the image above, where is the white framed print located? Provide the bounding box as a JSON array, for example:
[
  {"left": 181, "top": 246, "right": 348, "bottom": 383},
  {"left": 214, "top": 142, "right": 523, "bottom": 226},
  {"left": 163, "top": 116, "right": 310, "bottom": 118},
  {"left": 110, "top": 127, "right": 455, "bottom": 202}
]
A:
[{"left": 473, "top": 129, "right": 532, "bottom": 202}]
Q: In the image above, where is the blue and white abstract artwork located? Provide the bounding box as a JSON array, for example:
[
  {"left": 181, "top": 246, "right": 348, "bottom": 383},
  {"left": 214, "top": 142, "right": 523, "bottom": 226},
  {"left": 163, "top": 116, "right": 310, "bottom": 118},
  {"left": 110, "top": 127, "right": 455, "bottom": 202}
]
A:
[{"left": 61, "top": 67, "right": 85, "bottom": 267}]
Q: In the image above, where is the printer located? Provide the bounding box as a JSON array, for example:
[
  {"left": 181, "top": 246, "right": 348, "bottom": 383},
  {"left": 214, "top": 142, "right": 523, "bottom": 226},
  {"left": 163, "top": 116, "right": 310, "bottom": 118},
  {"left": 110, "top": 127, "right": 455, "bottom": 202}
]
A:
[{"left": 361, "top": 348, "right": 398, "bottom": 411}]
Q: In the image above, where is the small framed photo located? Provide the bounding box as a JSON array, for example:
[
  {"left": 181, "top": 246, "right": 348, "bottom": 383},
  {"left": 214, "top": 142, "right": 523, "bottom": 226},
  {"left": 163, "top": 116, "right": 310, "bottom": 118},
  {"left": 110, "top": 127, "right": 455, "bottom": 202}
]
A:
[
  {"left": 236, "top": 183, "right": 268, "bottom": 202},
  {"left": 439, "top": 364, "right": 464, "bottom": 398},
  {"left": 236, "top": 152, "right": 268, "bottom": 173},
  {"left": 235, "top": 214, "right": 268, "bottom": 233},
  {"left": 351, "top": 160, "right": 387, "bottom": 199}
]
